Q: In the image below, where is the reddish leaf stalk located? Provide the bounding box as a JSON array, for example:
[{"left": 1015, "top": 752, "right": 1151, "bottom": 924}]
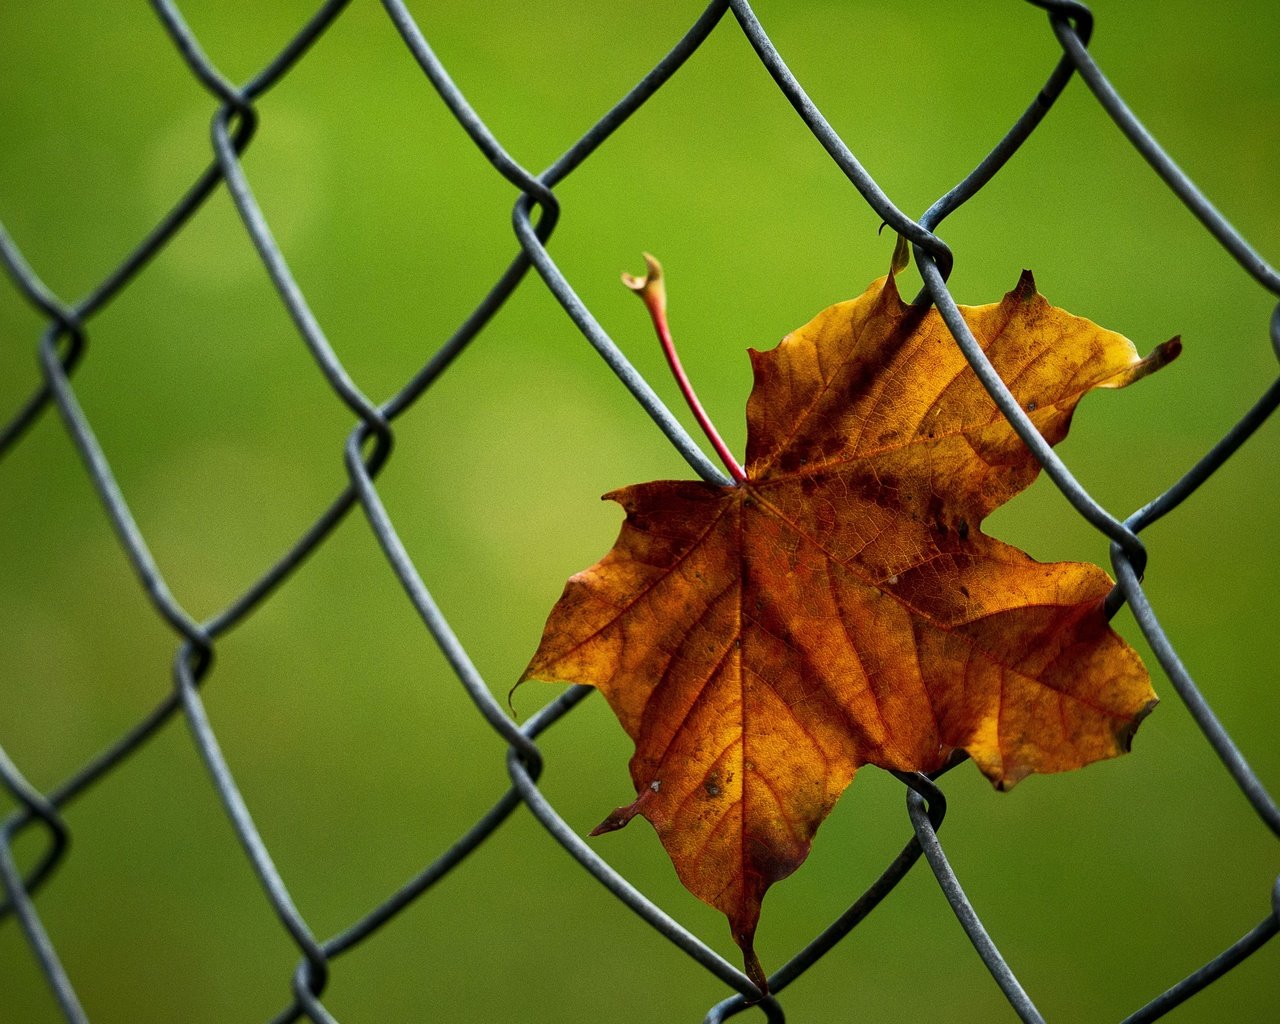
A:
[{"left": 623, "top": 253, "right": 748, "bottom": 485}]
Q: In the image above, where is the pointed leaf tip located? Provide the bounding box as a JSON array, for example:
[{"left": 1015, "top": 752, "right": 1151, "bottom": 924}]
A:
[
  {"left": 1147, "top": 335, "right": 1182, "bottom": 371},
  {"left": 1098, "top": 335, "right": 1182, "bottom": 390},
  {"left": 1013, "top": 268, "right": 1037, "bottom": 301},
  {"left": 890, "top": 232, "right": 911, "bottom": 276},
  {"left": 588, "top": 810, "right": 631, "bottom": 837},
  {"left": 589, "top": 786, "right": 655, "bottom": 836},
  {"left": 736, "top": 929, "right": 770, "bottom": 999},
  {"left": 1117, "top": 697, "right": 1159, "bottom": 753},
  {"left": 874, "top": 270, "right": 904, "bottom": 311}
]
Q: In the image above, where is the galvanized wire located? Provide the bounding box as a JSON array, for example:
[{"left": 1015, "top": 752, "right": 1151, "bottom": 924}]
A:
[{"left": 1, "top": 1, "right": 1276, "bottom": 1021}]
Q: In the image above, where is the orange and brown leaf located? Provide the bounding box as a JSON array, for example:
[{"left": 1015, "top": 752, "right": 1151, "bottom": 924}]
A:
[{"left": 521, "top": 267, "right": 1178, "bottom": 992}]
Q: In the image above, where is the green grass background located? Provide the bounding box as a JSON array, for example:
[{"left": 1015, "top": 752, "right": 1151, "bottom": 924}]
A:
[{"left": 1, "top": 1, "right": 1277, "bottom": 1021}]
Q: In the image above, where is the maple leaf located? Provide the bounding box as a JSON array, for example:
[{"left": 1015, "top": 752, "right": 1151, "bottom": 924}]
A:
[{"left": 520, "top": 255, "right": 1178, "bottom": 992}]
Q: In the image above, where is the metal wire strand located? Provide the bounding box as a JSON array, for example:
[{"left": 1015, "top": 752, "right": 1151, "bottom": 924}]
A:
[
  {"left": 906, "top": 785, "right": 1046, "bottom": 1024},
  {"left": 1119, "top": 913, "right": 1279, "bottom": 1024},
  {"left": 0, "top": 749, "right": 85, "bottom": 1024},
  {"left": 705, "top": 763, "right": 960, "bottom": 1022}
]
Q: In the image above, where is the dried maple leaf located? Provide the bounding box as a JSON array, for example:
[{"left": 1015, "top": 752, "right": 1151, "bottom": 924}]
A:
[{"left": 520, "top": 254, "right": 1178, "bottom": 992}]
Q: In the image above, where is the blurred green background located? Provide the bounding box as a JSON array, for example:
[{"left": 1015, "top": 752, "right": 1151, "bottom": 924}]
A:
[{"left": 1, "top": 1, "right": 1277, "bottom": 1021}]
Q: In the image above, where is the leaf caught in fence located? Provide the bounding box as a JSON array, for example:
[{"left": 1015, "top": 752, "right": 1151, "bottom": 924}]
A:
[{"left": 520, "top": 255, "right": 1179, "bottom": 992}]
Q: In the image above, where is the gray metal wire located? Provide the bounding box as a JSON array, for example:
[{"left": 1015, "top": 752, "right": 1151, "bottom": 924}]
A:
[{"left": 0, "top": 1, "right": 1276, "bottom": 1020}]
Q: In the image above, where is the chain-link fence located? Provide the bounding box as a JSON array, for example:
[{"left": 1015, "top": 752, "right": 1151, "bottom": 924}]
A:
[{"left": 1, "top": 1, "right": 1277, "bottom": 1021}]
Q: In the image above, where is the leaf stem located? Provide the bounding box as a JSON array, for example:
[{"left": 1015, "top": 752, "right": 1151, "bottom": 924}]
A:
[{"left": 622, "top": 253, "right": 747, "bottom": 484}]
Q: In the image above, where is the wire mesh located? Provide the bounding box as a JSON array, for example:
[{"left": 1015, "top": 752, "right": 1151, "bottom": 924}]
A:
[{"left": 1, "top": 1, "right": 1276, "bottom": 1021}]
